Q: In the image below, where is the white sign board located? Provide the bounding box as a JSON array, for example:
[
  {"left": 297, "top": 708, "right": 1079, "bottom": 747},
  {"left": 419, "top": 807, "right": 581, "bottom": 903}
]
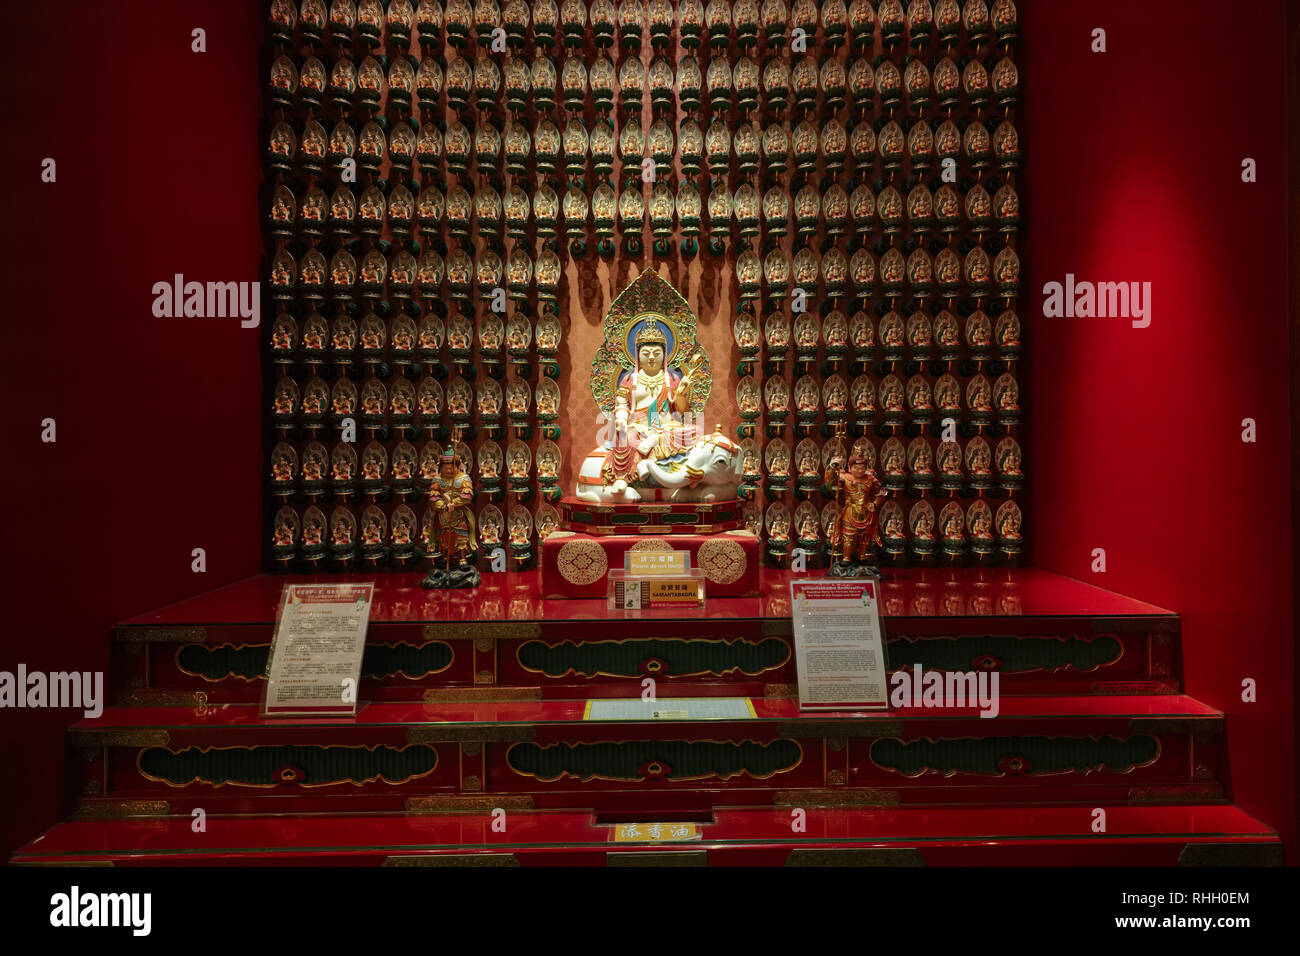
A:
[
  {"left": 263, "top": 583, "right": 374, "bottom": 717},
  {"left": 789, "top": 578, "right": 890, "bottom": 710},
  {"left": 584, "top": 698, "right": 756, "bottom": 721}
]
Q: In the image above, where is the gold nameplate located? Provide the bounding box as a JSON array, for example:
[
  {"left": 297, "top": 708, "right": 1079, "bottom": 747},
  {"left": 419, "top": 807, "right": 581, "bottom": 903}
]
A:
[
  {"left": 627, "top": 550, "right": 689, "bottom": 576},
  {"left": 611, "top": 823, "right": 702, "bottom": 843}
]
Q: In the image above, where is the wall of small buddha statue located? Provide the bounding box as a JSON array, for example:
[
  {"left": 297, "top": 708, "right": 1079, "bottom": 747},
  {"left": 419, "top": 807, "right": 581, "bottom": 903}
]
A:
[{"left": 263, "top": 0, "right": 1023, "bottom": 570}]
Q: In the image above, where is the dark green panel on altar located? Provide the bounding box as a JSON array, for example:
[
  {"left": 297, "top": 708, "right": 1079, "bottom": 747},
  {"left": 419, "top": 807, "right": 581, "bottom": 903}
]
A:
[
  {"left": 138, "top": 744, "right": 440, "bottom": 788},
  {"left": 508, "top": 740, "right": 802, "bottom": 783},
  {"left": 886, "top": 634, "right": 1124, "bottom": 675},
  {"left": 176, "top": 642, "right": 455, "bottom": 682},
  {"left": 518, "top": 637, "right": 790, "bottom": 679}
]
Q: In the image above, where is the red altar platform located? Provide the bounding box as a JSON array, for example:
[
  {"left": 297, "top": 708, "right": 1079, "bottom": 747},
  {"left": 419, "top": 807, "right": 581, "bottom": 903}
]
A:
[
  {"left": 11, "top": 567, "right": 1282, "bottom": 866},
  {"left": 110, "top": 565, "right": 1183, "bottom": 627},
  {"left": 11, "top": 806, "right": 1277, "bottom": 867}
]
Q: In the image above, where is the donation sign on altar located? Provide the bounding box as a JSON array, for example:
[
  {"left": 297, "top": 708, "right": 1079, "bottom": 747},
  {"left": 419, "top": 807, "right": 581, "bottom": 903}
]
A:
[
  {"left": 789, "top": 578, "right": 890, "bottom": 710},
  {"left": 607, "top": 547, "right": 705, "bottom": 609},
  {"left": 607, "top": 569, "right": 705, "bottom": 609},
  {"left": 263, "top": 583, "right": 374, "bottom": 717}
]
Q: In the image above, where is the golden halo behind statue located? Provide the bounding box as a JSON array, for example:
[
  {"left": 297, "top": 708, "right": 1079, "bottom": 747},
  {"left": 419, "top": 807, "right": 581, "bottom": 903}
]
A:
[{"left": 590, "top": 268, "right": 712, "bottom": 417}]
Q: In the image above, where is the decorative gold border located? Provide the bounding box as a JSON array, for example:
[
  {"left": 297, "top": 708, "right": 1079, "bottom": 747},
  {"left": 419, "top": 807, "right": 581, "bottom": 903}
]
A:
[
  {"left": 13, "top": 861, "right": 115, "bottom": 867},
  {"left": 505, "top": 738, "right": 804, "bottom": 784},
  {"left": 772, "top": 789, "right": 901, "bottom": 807},
  {"left": 570, "top": 523, "right": 742, "bottom": 537},
  {"left": 423, "top": 622, "right": 541, "bottom": 641},
  {"left": 696, "top": 538, "right": 749, "bottom": 585},
  {"left": 423, "top": 686, "right": 542, "bottom": 702},
  {"left": 70, "top": 730, "right": 171, "bottom": 748},
  {"left": 629, "top": 538, "right": 675, "bottom": 551},
  {"left": 557, "top": 539, "right": 609, "bottom": 586},
  {"left": 135, "top": 742, "right": 441, "bottom": 790},
  {"left": 572, "top": 501, "right": 731, "bottom": 516},
  {"left": 1090, "top": 680, "right": 1178, "bottom": 694},
  {"left": 888, "top": 631, "right": 1126, "bottom": 676},
  {"left": 117, "top": 691, "right": 205, "bottom": 707},
  {"left": 1128, "top": 784, "right": 1224, "bottom": 804},
  {"left": 868, "top": 734, "right": 1165, "bottom": 779},
  {"left": 406, "top": 725, "right": 536, "bottom": 743},
  {"left": 72, "top": 800, "right": 171, "bottom": 818},
  {"left": 406, "top": 795, "right": 535, "bottom": 813}
]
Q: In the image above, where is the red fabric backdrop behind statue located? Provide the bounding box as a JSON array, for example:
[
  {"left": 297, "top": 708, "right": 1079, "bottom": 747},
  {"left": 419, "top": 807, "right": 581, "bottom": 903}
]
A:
[{"left": 0, "top": 0, "right": 1294, "bottom": 862}]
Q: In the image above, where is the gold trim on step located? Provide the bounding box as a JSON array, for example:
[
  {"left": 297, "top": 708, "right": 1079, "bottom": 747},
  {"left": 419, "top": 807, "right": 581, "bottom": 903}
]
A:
[
  {"left": 406, "top": 725, "right": 535, "bottom": 744},
  {"left": 69, "top": 730, "right": 172, "bottom": 748},
  {"left": 423, "top": 686, "right": 543, "bottom": 702},
  {"left": 422, "top": 623, "right": 542, "bottom": 641},
  {"left": 72, "top": 800, "right": 171, "bottom": 818},
  {"left": 772, "top": 789, "right": 901, "bottom": 807},
  {"left": 114, "top": 626, "right": 207, "bottom": 643},
  {"left": 406, "top": 796, "right": 535, "bottom": 813}
]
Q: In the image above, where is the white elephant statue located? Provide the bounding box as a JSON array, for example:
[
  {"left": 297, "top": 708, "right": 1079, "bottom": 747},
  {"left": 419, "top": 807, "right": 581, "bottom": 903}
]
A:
[{"left": 575, "top": 430, "right": 742, "bottom": 503}]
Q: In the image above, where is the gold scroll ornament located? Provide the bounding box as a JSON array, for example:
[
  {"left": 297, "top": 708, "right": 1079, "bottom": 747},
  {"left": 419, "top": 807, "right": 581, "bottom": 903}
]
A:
[
  {"left": 557, "top": 539, "right": 609, "bottom": 586},
  {"left": 697, "top": 538, "right": 747, "bottom": 586}
]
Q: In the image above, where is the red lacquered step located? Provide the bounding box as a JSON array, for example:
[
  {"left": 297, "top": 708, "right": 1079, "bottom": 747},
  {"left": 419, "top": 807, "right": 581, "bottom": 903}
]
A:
[
  {"left": 118, "top": 567, "right": 1178, "bottom": 628},
  {"left": 70, "top": 694, "right": 1222, "bottom": 734},
  {"left": 11, "top": 804, "right": 1277, "bottom": 867}
]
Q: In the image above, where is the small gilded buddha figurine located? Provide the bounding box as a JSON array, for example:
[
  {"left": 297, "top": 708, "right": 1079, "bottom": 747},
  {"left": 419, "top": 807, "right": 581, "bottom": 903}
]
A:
[
  {"left": 825, "top": 453, "right": 888, "bottom": 577},
  {"left": 421, "top": 451, "right": 480, "bottom": 589}
]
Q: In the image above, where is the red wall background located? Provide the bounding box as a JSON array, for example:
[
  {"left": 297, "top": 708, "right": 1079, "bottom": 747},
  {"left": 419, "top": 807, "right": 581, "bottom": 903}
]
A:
[
  {"left": 0, "top": 0, "right": 1294, "bottom": 861},
  {"left": 1022, "top": 2, "right": 1295, "bottom": 856},
  {"left": 0, "top": 2, "right": 265, "bottom": 858}
]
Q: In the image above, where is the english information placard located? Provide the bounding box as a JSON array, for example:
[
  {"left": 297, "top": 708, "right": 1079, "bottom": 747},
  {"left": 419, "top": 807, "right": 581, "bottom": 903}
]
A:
[
  {"left": 263, "top": 583, "right": 374, "bottom": 717},
  {"left": 789, "top": 578, "right": 890, "bottom": 711}
]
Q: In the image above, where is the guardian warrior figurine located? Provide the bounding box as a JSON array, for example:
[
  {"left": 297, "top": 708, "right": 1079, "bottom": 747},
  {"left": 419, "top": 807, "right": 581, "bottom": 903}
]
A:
[
  {"left": 825, "top": 453, "right": 888, "bottom": 576},
  {"left": 421, "top": 451, "right": 481, "bottom": 589}
]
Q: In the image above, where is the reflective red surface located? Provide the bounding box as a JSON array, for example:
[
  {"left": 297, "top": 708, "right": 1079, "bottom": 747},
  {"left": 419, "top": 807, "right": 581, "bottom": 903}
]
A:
[
  {"left": 71, "top": 694, "right": 1221, "bottom": 732},
  {"left": 12, "top": 804, "right": 1274, "bottom": 866},
  {"left": 120, "top": 566, "right": 1176, "bottom": 627}
]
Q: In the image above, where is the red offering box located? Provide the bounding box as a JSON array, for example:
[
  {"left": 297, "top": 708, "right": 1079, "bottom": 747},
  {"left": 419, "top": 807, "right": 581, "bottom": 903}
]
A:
[{"left": 542, "top": 531, "right": 760, "bottom": 598}]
